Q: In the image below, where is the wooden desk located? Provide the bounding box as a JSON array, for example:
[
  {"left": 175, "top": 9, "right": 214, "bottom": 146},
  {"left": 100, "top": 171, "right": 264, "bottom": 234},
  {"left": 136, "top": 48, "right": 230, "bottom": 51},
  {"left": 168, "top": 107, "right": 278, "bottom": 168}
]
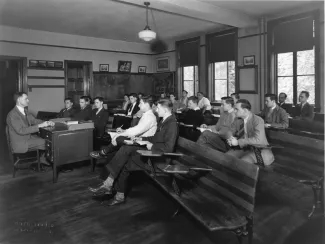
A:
[{"left": 39, "top": 124, "right": 93, "bottom": 183}]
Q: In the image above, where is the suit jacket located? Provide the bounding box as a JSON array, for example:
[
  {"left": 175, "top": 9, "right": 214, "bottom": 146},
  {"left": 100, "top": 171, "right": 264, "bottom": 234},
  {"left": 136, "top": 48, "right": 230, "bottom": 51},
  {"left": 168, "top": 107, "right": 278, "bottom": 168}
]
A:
[
  {"left": 294, "top": 102, "right": 314, "bottom": 121},
  {"left": 142, "top": 114, "right": 178, "bottom": 154},
  {"left": 230, "top": 113, "right": 274, "bottom": 165},
  {"left": 57, "top": 107, "right": 78, "bottom": 118},
  {"left": 6, "top": 106, "right": 43, "bottom": 153},
  {"left": 279, "top": 102, "right": 292, "bottom": 114},
  {"left": 73, "top": 105, "right": 92, "bottom": 121},
  {"left": 259, "top": 105, "right": 289, "bottom": 129},
  {"left": 91, "top": 108, "right": 109, "bottom": 137},
  {"left": 125, "top": 103, "right": 140, "bottom": 117}
]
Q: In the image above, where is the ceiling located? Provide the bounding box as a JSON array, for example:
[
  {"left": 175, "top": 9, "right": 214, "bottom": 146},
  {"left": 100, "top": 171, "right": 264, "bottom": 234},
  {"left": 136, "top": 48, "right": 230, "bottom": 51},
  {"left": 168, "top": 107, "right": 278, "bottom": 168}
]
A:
[{"left": 0, "top": 0, "right": 322, "bottom": 43}]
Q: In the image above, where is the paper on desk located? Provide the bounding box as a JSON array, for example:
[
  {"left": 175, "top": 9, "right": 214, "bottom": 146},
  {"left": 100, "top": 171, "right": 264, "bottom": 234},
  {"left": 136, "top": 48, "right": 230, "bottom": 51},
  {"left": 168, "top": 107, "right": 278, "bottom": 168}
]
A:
[{"left": 114, "top": 113, "right": 126, "bottom": 116}]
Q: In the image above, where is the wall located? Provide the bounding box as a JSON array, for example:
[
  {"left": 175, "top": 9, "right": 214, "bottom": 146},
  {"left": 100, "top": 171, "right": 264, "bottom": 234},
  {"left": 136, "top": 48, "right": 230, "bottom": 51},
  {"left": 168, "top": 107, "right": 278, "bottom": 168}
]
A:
[{"left": 0, "top": 25, "right": 152, "bottom": 115}]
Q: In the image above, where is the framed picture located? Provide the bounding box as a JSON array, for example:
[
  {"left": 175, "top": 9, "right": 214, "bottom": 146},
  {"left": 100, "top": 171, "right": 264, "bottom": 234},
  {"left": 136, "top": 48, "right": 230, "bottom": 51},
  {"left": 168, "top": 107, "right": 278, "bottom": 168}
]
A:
[
  {"left": 54, "top": 61, "right": 63, "bottom": 68},
  {"left": 138, "top": 66, "right": 146, "bottom": 73},
  {"left": 46, "top": 61, "right": 55, "bottom": 68},
  {"left": 38, "top": 60, "right": 47, "bottom": 68},
  {"left": 118, "top": 61, "right": 132, "bottom": 73},
  {"left": 29, "top": 60, "right": 38, "bottom": 67},
  {"left": 99, "top": 64, "right": 109, "bottom": 72},
  {"left": 236, "top": 65, "right": 258, "bottom": 94},
  {"left": 243, "top": 55, "right": 255, "bottom": 66},
  {"left": 156, "top": 57, "right": 169, "bottom": 72}
]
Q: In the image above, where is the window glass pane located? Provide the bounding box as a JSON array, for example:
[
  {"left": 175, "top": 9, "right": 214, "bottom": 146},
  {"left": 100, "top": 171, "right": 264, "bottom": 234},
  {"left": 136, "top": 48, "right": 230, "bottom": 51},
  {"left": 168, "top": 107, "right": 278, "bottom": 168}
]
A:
[
  {"left": 215, "top": 62, "right": 227, "bottom": 79},
  {"left": 297, "top": 76, "right": 315, "bottom": 104},
  {"left": 183, "top": 66, "right": 194, "bottom": 80},
  {"left": 297, "top": 48, "right": 315, "bottom": 75},
  {"left": 214, "top": 79, "right": 227, "bottom": 101},
  {"left": 228, "top": 61, "right": 236, "bottom": 95},
  {"left": 184, "top": 80, "right": 194, "bottom": 97},
  {"left": 277, "top": 52, "right": 293, "bottom": 76},
  {"left": 278, "top": 77, "right": 294, "bottom": 103}
]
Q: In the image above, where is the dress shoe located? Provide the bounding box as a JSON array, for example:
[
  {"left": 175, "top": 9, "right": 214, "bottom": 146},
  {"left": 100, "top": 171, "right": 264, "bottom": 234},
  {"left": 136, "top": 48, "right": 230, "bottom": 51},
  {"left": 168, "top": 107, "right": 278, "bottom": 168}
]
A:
[
  {"left": 88, "top": 183, "right": 112, "bottom": 194},
  {"left": 60, "top": 168, "right": 73, "bottom": 173},
  {"left": 90, "top": 151, "right": 107, "bottom": 159},
  {"left": 103, "top": 197, "right": 125, "bottom": 206}
]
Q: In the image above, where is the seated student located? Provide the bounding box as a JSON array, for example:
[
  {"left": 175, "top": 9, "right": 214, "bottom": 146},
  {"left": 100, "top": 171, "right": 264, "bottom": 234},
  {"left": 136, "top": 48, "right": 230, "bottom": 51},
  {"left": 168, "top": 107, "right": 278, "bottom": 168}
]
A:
[
  {"left": 91, "top": 97, "right": 109, "bottom": 137},
  {"left": 169, "top": 93, "right": 181, "bottom": 112},
  {"left": 226, "top": 99, "right": 274, "bottom": 166},
  {"left": 278, "top": 92, "right": 292, "bottom": 114},
  {"left": 121, "top": 94, "right": 130, "bottom": 111},
  {"left": 131, "top": 93, "right": 146, "bottom": 124},
  {"left": 113, "top": 93, "right": 140, "bottom": 129},
  {"left": 138, "top": 93, "right": 144, "bottom": 100},
  {"left": 179, "top": 90, "right": 188, "bottom": 111},
  {"left": 57, "top": 97, "right": 78, "bottom": 118},
  {"left": 73, "top": 96, "right": 93, "bottom": 121},
  {"left": 197, "top": 92, "right": 212, "bottom": 114},
  {"left": 160, "top": 93, "right": 166, "bottom": 99},
  {"left": 6, "top": 92, "right": 55, "bottom": 164},
  {"left": 90, "top": 96, "right": 157, "bottom": 158},
  {"left": 196, "top": 97, "right": 236, "bottom": 151},
  {"left": 259, "top": 93, "right": 289, "bottom": 129},
  {"left": 231, "top": 93, "right": 240, "bottom": 104},
  {"left": 88, "top": 99, "right": 178, "bottom": 206},
  {"left": 293, "top": 91, "right": 314, "bottom": 121},
  {"left": 179, "top": 96, "right": 204, "bottom": 141}
]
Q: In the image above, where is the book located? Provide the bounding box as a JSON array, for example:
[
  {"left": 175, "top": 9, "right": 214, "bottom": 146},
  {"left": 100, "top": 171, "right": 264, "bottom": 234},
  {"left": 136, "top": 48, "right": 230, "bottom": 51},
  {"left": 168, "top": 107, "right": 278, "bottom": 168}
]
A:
[{"left": 66, "top": 121, "right": 78, "bottom": 125}]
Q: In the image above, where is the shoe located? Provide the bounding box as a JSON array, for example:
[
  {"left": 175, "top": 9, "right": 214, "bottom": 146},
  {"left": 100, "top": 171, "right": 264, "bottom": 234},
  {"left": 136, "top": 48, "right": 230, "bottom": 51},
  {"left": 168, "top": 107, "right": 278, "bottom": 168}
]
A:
[
  {"left": 88, "top": 183, "right": 112, "bottom": 194},
  {"left": 103, "top": 197, "right": 125, "bottom": 206},
  {"left": 90, "top": 151, "right": 107, "bottom": 159},
  {"left": 92, "top": 192, "right": 114, "bottom": 202},
  {"left": 60, "top": 168, "right": 73, "bottom": 173}
]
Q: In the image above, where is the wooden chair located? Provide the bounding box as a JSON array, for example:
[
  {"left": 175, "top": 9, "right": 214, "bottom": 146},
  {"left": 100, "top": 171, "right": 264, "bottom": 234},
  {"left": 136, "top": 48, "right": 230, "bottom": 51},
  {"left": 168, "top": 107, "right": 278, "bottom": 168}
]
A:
[{"left": 5, "top": 126, "right": 41, "bottom": 177}]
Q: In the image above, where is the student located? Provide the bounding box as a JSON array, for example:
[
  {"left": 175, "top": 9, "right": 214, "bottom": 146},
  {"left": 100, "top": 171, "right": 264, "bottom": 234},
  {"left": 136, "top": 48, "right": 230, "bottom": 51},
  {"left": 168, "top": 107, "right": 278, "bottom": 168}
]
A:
[
  {"left": 6, "top": 92, "right": 54, "bottom": 164},
  {"left": 73, "top": 96, "right": 92, "bottom": 121},
  {"left": 197, "top": 92, "right": 211, "bottom": 113},
  {"left": 90, "top": 96, "right": 157, "bottom": 159},
  {"left": 88, "top": 99, "right": 178, "bottom": 206},
  {"left": 231, "top": 93, "right": 240, "bottom": 104},
  {"left": 259, "top": 93, "right": 289, "bottom": 129},
  {"left": 293, "top": 91, "right": 314, "bottom": 121},
  {"left": 179, "top": 90, "right": 188, "bottom": 110},
  {"left": 138, "top": 93, "right": 144, "bottom": 100},
  {"left": 122, "top": 94, "right": 130, "bottom": 111},
  {"left": 57, "top": 97, "right": 77, "bottom": 118},
  {"left": 226, "top": 99, "right": 274, "bottom": 165},
  {"left": 169, "top": 93, "right": 181, "bottom": 112},
  {"left": 113, "top": 93, "right": 139, "bottom": 129},
  {"left": 196, "top": 97, "right": 236, "bottom": 151},
  {"left": 91, "top": 97, "right": 109, "bottom": 137},
  {"left": 278, "top": 92, "right": 292, "bottom": 114}
]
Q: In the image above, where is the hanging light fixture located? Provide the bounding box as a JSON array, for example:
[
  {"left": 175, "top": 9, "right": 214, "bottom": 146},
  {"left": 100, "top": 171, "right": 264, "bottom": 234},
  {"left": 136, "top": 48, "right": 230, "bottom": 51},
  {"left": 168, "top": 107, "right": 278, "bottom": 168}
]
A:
[{"left": 138, "top": 2, "right": 156, "bottom": 42}]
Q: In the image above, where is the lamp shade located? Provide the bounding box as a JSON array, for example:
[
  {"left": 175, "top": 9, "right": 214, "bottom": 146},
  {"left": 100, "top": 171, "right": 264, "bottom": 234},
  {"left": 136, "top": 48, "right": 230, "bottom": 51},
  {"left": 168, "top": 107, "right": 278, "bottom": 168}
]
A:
[{"left": 138, "top": 26, "right": 156, "bottom": 42}]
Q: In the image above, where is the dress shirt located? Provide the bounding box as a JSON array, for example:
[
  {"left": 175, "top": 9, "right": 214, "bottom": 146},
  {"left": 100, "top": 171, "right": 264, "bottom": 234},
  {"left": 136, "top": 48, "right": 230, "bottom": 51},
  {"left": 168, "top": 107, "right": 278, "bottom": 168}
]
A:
[
  {"left": 96, "top": 107, "right": 103, "bottom": 115},
  {"left": 198, "top": 97, "right": 212, "bottom": 110},
  {"left": 16, "top": 105, "right": 25, "bottom": 115}
]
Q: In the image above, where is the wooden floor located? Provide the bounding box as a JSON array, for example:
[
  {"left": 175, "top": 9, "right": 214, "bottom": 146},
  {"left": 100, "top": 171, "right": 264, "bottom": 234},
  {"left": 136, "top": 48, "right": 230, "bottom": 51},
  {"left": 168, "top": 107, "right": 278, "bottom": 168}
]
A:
[{"left": 0, "top": 159, "right": 324, "bottom": 244}]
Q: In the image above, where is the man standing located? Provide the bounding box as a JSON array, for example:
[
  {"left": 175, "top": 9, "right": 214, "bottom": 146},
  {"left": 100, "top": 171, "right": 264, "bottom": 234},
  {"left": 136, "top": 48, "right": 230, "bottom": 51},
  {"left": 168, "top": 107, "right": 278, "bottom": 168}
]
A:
[
  {"left": 259, "top": 94, "right": 289, "bottom": 129},
  {"left": 88, "top": 99, "right": 178, "bottom": 206},
  {"left": 57, "top": 97, "right": 77, "bottom": 118},
  {"left": 6, "top": 92, "right": 54, "bottom": 163},
  {"left": 196, "top": 97, "right": 236, "bottom": 151},
  {"left": 293, "top": 91, "right": 314, "bottom": 121},
  {"left": 226, "top": 99, "right": 274, "bottom": 166}
]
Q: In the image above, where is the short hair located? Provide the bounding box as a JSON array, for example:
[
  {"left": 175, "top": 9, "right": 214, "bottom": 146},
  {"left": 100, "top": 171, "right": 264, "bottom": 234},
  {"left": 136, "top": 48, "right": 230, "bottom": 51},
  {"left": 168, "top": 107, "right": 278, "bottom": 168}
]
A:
[
  {"left": 64, "top": 97, "right": 74, "bottom": 103},
  {"left": 138, "top": 93, "right": 144, "bottom": 96},
  {"left": 182, "top": 90, "right": 188, "bottom": 94},
  {"left": 169, "top": 93, "right": 176, "bottom": 97},
  {"left": 157, "top": 99, "right": 173, "bottom": 111},
  {"left": 124, "top": 94, "right": 129, "bottom": 97},
  {"left": 129, "top": 93, "right": 138, "bottom": 99},
  {"left": 300, "top": 91, "right": 310, "bottom": 98},
  {"left": 236, "top": 99, "right": 251, "bottom": 111},
  {"left": 265, "top": 93, "right": 277, "bottom": 101},
  {"left": 224, "top": 97, "right": 234, "bottom": 107},
  {"left": 221, "top": 96, "right": 231, "bottom": 101},
  {"left": 80, "top": 96, "right": 90, "bottom": 103},
  {"left": 141, "top": 96, "right": 154, "bottom": 107},
  {"left": 13, "top": 91, "right": 27, "bottom": 102},
  {"left": 197, "top": 91, "right": 204, "bottom": 96},
  {"left": 231, "top": 93, "right": 240, "bottom": 99},
  {"left": 94, "top": 96, "right": 104, "bottom": 102},
  {"left": 188, "top": 96, "right": 198, "bottom": 104},
  {"left": 279, "top": 92, "right": 287, "bottom": 98}
]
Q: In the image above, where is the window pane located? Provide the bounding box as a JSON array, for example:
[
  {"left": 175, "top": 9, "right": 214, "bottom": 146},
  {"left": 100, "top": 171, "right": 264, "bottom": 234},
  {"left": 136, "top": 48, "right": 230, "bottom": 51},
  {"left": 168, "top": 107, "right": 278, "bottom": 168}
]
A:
[
  {"left": 228, "top": 61, "right": 236, "bottom": 95},
  {"left": 297, "top": 75, "right": 315, "bottom": 104},
  {"left": 215, "top": 62, "right": 227, "bottom": 79},
  {"left": 278, "top": 77, "right": 294, "bottom": 103},
  {"left": 277, "top": 52, "right": 293, "bottom": 76},
  {"left": 183, "top": 66, "right": 194, "bottom": 80},
  {"left": 215, "top": 79, "right": 227, "bottom": 101},
  {"left": 184, "top": 80, "right": 194, "bottom": 97},
  {"left": 297, "top": 48, "right": 315, "bottom": 75}
]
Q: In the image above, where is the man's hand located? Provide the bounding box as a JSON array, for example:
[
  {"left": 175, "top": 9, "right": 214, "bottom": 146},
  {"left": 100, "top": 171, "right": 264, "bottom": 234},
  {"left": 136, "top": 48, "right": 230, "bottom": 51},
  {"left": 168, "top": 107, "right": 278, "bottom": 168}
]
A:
[
  {"left": 264, "top": 123, "right": 271, "bottom": 128},
  {"left": 201, "top": 124, "right": 208, "bottom": 128},
  {"left": 116, "top": 128, "right": 125, "bottom": 133},
  {"left": 146, "top": 142, "right": 153, "bottom": 150},
  {"left": 38, "top": 121, "right": 50, "bottom": 128},
  {"left": 227, "top": 137, "right": 239, "bottom": 146},
  {"left": 48, "top": 121, "right": 55, "bottom": 126},
  {"left": 130, "top": 136, "right": 141, "bottom": 142}
]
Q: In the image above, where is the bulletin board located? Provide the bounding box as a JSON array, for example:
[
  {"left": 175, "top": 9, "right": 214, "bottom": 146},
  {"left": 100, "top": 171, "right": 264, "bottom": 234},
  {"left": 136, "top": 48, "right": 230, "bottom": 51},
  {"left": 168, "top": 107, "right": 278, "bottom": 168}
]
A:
[{"left": 236, "top": 65, "right": 258, "bottom": 94}]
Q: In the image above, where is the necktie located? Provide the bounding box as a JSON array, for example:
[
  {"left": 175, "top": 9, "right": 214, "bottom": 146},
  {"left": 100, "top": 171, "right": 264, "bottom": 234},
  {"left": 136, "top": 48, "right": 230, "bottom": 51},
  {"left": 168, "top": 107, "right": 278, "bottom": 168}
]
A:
[
  {"left": 237, "top": 119, "right": 245, "bottom": 139},
  {"left": 24, "top": 109, "right": 30, "bottom": 126}
]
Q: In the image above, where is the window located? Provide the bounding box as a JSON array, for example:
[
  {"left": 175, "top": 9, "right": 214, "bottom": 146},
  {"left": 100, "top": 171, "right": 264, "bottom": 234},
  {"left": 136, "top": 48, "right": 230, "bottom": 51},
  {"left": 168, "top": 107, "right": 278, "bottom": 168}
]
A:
[
  {"left": 213, "top": 61, "right": 235, "bottom": 101},
  {"left": 183, "top": 66, "right": 198, "bottom": 96},
  {"left": 277, "top": 47, "right": 315, "bottom": 104}
]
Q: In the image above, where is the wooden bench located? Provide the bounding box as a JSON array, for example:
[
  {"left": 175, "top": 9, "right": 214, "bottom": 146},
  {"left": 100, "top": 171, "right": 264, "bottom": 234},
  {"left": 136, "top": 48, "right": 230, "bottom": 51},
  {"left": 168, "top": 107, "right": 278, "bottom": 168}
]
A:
[{"left": 138, "top": 137, "right": 259, "bottom": 244}]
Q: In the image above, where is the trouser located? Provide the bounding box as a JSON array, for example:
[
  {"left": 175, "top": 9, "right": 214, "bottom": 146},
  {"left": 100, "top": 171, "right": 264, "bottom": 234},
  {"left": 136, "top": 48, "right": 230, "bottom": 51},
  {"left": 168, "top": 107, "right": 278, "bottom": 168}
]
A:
[
  {"left": 196, "top": 131, "right": 230, "bottom": 153},
  {"left": 226, "top": 148, "right": 275, "bottom": 166},
  {"left": 27, "top": 135, "right": 46, "bottom": 151},
  {"left": 102, "top": 136, "right": 128, "bottom": 154}
]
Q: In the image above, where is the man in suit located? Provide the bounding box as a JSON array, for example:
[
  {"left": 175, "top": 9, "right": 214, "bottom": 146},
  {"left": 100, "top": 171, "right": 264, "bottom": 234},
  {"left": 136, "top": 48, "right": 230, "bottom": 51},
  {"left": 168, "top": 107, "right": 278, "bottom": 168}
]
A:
[
  {"left": 196, "top": 97, "right": 236, "bottom": 152},
  {"left": 113, "top": 93, "right": 140, "bottom": 129},
  {"left": 6, "top": 92, "right": 54, "bottom": 164},
  {"left": 259, "top": 93, "right": 289, "bottom": 129},
  {"left": 231, "top": 93, "right": 240, "bottom": 104},
  {"left": 91, "top": 96, "right": 109, "bottom": 137},
  {"left": 57, "top": 97, "right": 78, "bottom": 118},
  {"left": 226, "top": 99, "right": 274, "bottom": 166},
  {"left": 278, "top": 92, "right": 292, "bottom": 114},
  {"left": 293, "top": 91, "right": 314, "bottom": 121},
  {"left": 88, "top": 99, "right": 178, "bottom": 206},
  {"left": 73, "top": 96, "right": 92, "bottom": 121}
]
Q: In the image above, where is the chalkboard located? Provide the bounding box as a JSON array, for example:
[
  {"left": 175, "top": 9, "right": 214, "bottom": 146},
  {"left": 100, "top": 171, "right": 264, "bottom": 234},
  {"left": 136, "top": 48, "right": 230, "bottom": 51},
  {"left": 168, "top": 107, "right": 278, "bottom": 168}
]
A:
[{"left": 93, "top": 72, "right": 154, "bottom": 101}]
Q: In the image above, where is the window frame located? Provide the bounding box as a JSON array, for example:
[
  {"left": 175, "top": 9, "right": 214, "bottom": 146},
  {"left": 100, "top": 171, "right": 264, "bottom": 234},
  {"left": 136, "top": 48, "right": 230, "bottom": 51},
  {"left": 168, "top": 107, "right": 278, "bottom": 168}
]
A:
[{"left": 212, "top": 61, "right": 236, "bottom": 101}]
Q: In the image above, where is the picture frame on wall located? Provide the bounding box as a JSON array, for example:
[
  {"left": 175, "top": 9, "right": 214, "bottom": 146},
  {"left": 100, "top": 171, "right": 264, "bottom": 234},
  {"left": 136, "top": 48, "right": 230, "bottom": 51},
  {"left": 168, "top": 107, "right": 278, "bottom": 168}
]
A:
[
  {"left": 156, "top": 57, "right": 169, "bottom": 72},
  {"left": 46, "top": 61, "right": 55, "bottom": 68},
  {"left": 99, "top": 64, "right": 109, "bottom": 72},
  {"left": 29, "top": 60, "right": 38, "bottom": 67},
  {"left": 38, "top": 60, "right": 47, "bottom": 68},
  {"left": 118, "top": 61, "right": 132, "bottom": 73},
  {"left": 54, "top": 61, "right": 63, "bottom": 68},
  {"left": 243, "top": 55, "right": 255, "bottom": 66},
  {"left": 138, "top": 66, "right": 147, "bottom": 73}
]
